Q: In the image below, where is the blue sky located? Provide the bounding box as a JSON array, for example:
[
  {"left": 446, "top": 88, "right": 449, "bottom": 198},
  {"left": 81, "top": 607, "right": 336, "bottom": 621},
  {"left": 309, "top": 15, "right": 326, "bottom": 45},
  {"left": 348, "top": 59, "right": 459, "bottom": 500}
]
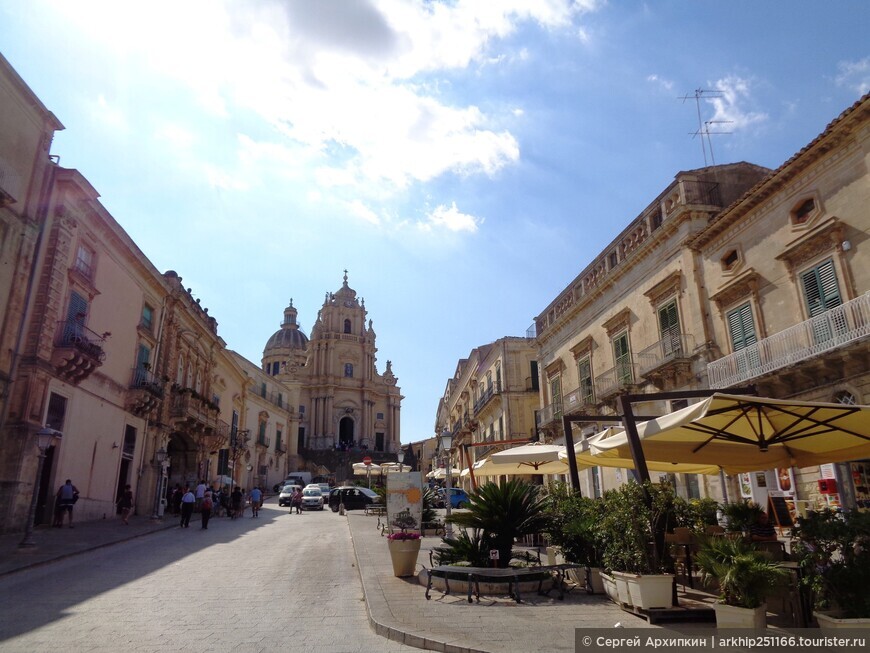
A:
[{"left": 2, "top": 1, "right": 867, "bottom": 443}]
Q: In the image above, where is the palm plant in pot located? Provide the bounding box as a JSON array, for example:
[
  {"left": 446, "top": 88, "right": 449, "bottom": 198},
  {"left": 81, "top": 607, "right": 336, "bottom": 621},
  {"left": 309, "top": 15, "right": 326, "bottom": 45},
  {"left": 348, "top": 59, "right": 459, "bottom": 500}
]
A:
[
  {"left": 694, "top": 535, "right": 786, "bottom": 628},
  {"left": 446, "top": 479, "right": 548, "bottom": 568},
  {"left": 791, "top": 509, "right": 870, "bottom": 628}
]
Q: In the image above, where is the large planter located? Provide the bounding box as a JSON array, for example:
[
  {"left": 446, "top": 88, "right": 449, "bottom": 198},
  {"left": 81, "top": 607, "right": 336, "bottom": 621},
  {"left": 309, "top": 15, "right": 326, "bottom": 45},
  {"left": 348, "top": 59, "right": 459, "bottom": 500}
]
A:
[
  {"left": 815, "top": 611, "right": 870, "bottom": 630},
  {"left": 601, "top": 572, "right": 619, "bottom": 604},
  {"left": 611, "top": 571, "right": 634, "bottom": 606},
  {"left": 713, "top": 602, "right": 767, "bottom": 629},
  {"left": 624, "top": 573, "right": 674, "bottom": 610},
  {"left": 585, "top": 567, "right": 606, "bottom": 594},
  {"left": 388, "top": 538, "right": 422, "bottom": 577}
]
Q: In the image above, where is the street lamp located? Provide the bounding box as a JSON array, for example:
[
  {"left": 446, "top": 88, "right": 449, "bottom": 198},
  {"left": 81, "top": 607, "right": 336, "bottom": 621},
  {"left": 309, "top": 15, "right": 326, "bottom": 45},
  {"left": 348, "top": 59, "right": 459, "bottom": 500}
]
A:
[
  {"left": 397, "top": 448, "right": 405, "bottom": 470},
  {"left": 438, "top": 427, "right": 454, "bottom": 538},
  {"left": 150, "top": 446, "right": 168, "bottom": 519},
  {"left": 19, "top": 426, "right": 61, "bottom": 548}
]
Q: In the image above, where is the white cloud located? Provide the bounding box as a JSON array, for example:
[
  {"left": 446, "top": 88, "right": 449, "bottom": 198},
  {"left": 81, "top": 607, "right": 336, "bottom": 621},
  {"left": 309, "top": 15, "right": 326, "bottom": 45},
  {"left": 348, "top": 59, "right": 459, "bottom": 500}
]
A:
[
  {"left": 346, "top": 199, "right": 381, "bottom": 226},
  {"left": 707, "top": 75, "right": 768, "bottom": 130},
  {"left": 418, "top": 202, "right": 483, "bottom": 233},
  {"left": 647, "top": 74, "right": 674, "bottom": 92},
  {"left": 45, "top": 0, "right": 593, "bottom": 201},
  {"left": 835, "top": 57, "right": 870, "bottom": 96}
]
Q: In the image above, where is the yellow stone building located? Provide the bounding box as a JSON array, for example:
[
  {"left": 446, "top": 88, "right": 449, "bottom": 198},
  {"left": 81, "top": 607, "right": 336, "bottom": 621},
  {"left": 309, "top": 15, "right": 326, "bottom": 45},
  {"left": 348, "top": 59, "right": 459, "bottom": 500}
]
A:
[
  {"left": 532, "top": 94, "right": 870, "bottom": 509},
  {"left": 435, "top": 337, "right": 540, "bottom": 485}
]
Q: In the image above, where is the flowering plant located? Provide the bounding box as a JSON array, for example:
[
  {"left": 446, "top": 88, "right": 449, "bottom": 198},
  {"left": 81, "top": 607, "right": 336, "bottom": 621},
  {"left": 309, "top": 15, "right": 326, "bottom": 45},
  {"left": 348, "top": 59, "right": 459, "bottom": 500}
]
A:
[{"left": 387, "top": 531, "right": 421, "bottom": 541}]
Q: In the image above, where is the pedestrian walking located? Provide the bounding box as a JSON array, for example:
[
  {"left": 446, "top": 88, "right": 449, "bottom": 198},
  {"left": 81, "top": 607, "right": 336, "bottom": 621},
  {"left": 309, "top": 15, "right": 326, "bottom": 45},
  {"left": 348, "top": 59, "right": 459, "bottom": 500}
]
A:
[
  {"left": 291, "top": 487, "right": 302, "bottom": 514},
  {"left": 54, "top": 479, "right": 79, "bottom": 528},
  {"left": 194, "top": 479, "right": 207, "bottom": 512},
  {"left": 201, "top": 491, "right": 213, "bottom": 529},
  {"left": 170, "top": 484, "right": 182, "bottom": 514},
  {"left": 116, "top": 484, "right": 134, "bottom": 525},
  {"left": 230, "top": 486, "right": 242, "bottom": 519},
  {"left": 180, "top": 486, "right": 195, "bottom": 528},
  {"left": 250, "top": 486, "right": 262, "bottom": 517}
]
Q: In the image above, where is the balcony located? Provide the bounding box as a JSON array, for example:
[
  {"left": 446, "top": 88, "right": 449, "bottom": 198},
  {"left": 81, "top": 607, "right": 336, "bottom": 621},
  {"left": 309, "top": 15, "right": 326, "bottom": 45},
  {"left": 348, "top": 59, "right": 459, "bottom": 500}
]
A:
[
  {"left": 50, "top": 320, "right": 106, "bottom": 383},
  {"left": 276, "top": 440, "right": 287, "bottom": 453},
  {"left": 473, "top": 385, "right": 500, "bottom": 415},
  {"left": 169, "top": 390, "right": 219, "bottom": 434},
  {"left": 561, "top": 386, "right": 596, "bottom": 415},
  {"left": 594, "top": 362, "right": 639, "bottom": 401},
  {"left": 536, "top": 402, "right": 561, "bottom": 428},
  {"left": 708, "top": 292, "right": 870, "bottom": 389},
  {"left": 127, "top": 367, "right": 164, "bottom": 416},
  {"left": 637, "top": 333, "right": 696, "bottom": 387},
  {"left": 256, "top": 435, "right": 271, "bottom": 449}
]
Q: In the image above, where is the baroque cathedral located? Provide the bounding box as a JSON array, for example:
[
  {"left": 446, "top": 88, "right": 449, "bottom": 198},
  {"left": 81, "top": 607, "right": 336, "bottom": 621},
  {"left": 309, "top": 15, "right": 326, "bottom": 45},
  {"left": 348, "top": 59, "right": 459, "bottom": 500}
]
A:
[{"left": 261, "top": 272, "right": 402, "bottom": 456}]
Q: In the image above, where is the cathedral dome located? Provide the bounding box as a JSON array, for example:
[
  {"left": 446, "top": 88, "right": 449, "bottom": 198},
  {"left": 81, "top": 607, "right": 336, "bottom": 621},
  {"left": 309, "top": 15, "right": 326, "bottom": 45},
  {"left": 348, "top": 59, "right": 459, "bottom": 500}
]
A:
[
  {"left": 263, "top": 300, "right": 309, "bottom": 357},
  {"left": 264, "top": 327, "right": 309, "bottom": 351}
]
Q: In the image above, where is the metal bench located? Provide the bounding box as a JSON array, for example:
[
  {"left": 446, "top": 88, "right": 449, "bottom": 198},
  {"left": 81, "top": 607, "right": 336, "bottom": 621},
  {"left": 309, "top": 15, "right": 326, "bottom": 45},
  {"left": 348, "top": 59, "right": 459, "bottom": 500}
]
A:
[
  {"left": 424, "top": 563, "right": 582, "bottom": 604},
  {"left": 364, "top": 505, "right": 386, "bottom": 516}
]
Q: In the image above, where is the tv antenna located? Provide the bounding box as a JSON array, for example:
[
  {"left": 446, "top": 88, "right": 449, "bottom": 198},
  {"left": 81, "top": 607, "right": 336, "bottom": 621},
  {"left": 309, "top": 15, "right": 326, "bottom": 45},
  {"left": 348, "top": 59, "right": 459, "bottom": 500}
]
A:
[{"left": 679, "top": 89, "right": 732, "bottom": 166}]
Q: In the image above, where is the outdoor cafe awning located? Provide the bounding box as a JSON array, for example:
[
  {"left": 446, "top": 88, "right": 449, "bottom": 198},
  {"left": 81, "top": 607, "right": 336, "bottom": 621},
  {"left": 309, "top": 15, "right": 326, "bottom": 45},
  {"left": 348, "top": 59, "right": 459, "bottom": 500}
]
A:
[
  {"left": 596, "top": 393, "right": 870, "bottom": 475},
  {"left": 558, "top": 428, "right": 721, "bottom": 475},
  {"left": 490, "top": 442, "right": 564, "bottom": 468}
]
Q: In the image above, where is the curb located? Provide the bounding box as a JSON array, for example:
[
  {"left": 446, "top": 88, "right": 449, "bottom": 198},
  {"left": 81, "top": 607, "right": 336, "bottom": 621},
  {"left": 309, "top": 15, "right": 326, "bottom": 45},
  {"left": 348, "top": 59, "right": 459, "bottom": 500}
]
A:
[
  {"left": 0, "top": 521, "right": 178, "bottom": 579},
  {"left": 347, "top": 515, "right": 489, "bottom": 653}
]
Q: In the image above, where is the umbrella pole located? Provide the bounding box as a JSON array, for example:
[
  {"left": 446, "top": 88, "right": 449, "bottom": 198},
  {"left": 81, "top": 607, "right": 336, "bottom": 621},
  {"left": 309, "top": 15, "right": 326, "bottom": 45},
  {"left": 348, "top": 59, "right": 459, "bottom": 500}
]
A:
[{"left": 562, "top": 415, "right": 582, "bottom": 495}]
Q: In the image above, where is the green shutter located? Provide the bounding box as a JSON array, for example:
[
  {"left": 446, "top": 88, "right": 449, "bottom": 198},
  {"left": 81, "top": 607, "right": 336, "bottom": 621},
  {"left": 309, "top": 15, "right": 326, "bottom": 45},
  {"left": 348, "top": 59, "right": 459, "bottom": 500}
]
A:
[
  {"left": 658, "top": 301, "right": 681, "bottom": 355},
  {"left": 614, "top": 333, "right": 632, "bottom": 384}
]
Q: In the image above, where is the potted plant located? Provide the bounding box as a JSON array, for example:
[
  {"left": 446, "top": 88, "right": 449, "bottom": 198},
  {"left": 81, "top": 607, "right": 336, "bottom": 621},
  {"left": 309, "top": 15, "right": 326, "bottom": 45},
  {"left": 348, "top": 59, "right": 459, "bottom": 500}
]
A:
[
  {"left": 446, "top": 479, "right": 548, "bottom": 568},
  {"left": 721, "top": 500, "right": 763, "bottom": 534},
  {"left": 791, "top": 509, "right": 870, "bottom": 628},
  {"left": 544, "top": 483, "right": 607, "bottom": 592},
  {"left": 387, "top": 509, "right": 421, "bottom": 577},
  {"left": 694, "top": 535, "right": 786, "bottom": 628},
  {"left": 599, "top": 481, "right": 677, "bottom": 609}
]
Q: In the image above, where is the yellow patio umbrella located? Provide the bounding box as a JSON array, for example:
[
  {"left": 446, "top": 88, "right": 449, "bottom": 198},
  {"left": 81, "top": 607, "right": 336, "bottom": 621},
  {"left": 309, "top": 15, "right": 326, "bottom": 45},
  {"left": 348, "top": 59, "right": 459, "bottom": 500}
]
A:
[
  {"left": 595, "top": 393, "right": 870, "bottom": 475},
  {"left": 558, "top": 428, "right": 721, "bottom": 475},
  {"left": 490, "top": 442, "right": 564, "bottom": 469}
]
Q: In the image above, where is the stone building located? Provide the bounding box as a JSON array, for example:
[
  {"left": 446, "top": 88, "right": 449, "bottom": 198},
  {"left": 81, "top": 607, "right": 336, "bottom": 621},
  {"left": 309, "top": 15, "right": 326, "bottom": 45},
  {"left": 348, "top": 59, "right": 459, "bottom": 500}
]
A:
[
  {"left": 0, "top": 55, "right": 402, "bottom": 533},
  {"left": 532, "top": 94, "right": 870, "bottom": 509},
  {"left": 435, "top": 337, "right": 540, "bottom": 485},
  {"left": 262, "top": 273, "right": 403, "bottom": 457}
]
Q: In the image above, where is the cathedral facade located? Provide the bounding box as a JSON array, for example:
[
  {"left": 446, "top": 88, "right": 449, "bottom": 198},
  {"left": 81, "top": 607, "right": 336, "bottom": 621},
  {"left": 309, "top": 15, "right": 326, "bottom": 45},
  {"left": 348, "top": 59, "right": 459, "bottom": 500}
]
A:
[{"left": 262, "top": 273, "right": 403, "bottom": 457}]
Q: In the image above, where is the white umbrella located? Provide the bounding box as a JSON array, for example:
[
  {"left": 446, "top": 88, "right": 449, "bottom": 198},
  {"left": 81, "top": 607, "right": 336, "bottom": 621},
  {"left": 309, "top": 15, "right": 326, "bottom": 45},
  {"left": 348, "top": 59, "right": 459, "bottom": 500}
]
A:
[
  {"left": 380, "top": 462, "right": 412, "bottom": 473},
  {"left": 213, "top": 475, "right": 235, "bottom": 487},
  {"left": 490, "top": 442, "right": 564, "bottom": 469},
  {"left": 465, "top": 456, "right": 571, "bottom": 477},
  {"left": 352, "top": 462, "right": 382, "bottom": 476}
]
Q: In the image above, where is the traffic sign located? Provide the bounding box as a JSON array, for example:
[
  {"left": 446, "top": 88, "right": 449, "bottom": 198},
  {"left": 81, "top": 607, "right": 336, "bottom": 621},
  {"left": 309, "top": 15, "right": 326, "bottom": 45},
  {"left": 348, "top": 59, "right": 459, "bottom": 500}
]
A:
[{"left": 363, "top": 456, "right": 372, "bottom": 466}]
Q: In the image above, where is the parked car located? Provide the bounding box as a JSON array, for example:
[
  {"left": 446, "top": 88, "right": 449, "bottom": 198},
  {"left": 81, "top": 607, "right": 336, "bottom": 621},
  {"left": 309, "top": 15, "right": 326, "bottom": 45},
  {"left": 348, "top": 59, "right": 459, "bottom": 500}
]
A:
[
  {"left": 317, "top": 482, "right": 331, "bottom": 497},
  {"left": 301, "top": 487, "right": 324, "bottom": 510},
  {"left": 436, "top": 487, "right": 470, "bottom": 508},
  {"left": 278, "top": 484, "right": 302, "bottom": 507},
  {"left": 328, "top": 486, "right": 382, "bottom": 512}
]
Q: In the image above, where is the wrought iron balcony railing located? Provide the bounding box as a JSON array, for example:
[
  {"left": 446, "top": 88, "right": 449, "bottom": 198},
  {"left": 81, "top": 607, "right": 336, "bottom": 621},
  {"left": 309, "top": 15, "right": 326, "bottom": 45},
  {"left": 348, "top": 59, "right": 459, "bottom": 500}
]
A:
[
  {"left": 56, "top": 320, "right": 106, "bottom": 361},
  {"left": 708, "top": 292, "right": 870, "bottom": 388},
  {"left": 594, "top": 362, "right": 638, "bottom": 400},
  {"left": 637, "top": 333, "right": 695, "bottom": 377}
]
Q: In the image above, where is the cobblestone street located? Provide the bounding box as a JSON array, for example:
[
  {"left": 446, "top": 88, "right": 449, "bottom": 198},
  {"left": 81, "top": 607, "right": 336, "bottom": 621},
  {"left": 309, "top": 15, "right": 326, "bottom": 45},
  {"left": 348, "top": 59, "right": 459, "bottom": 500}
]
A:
[{"left": 0, "top": 502, "right": 416, "bottom": 653}]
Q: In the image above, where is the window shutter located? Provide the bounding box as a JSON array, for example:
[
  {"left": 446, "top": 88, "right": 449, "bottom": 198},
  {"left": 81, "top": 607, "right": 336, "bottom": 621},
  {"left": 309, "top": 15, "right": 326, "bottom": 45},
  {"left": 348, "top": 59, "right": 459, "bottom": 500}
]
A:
[{"left": 802, "top": 260, "right": 841, "bottom": 317}]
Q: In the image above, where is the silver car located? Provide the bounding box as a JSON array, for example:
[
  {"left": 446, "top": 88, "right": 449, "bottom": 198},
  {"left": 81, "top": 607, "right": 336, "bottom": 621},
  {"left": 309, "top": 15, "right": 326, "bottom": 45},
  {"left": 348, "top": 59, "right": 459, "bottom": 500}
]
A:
[{"left": 301, "top": 487, "right": 324, "bottom": 510}]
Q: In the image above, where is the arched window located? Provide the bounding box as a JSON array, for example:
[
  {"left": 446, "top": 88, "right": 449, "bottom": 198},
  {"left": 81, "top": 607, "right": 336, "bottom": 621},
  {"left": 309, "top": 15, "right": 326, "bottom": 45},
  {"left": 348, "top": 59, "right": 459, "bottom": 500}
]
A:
[
  {"left": 344, "top": 319, "right": 352, "bottom": 334},
  {"left": 176, "top": 355, "right": 185, "bottom": 385},
  {"left": 345, "top": 363, "right": 353, "bottom": 378}
]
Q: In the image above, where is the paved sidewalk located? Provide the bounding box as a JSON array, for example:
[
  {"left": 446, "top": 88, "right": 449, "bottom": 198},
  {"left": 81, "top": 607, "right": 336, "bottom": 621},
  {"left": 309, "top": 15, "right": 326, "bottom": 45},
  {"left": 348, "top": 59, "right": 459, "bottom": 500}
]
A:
[
  {"left": 0, "top": 512, "right": 177, "bottom": 577},
  {"left": 346, "top": 513, "right": 682, "bottom": 653}
]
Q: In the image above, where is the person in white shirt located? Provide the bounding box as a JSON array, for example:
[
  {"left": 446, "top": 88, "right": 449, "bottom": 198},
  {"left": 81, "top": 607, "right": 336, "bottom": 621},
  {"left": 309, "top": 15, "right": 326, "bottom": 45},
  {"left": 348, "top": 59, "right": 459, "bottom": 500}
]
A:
[
  {"left": 194, "top": 479, "right": 207, "bottom": 512},
  {"left": 180, "top": 487, "right": 196, "bottom": 528}
]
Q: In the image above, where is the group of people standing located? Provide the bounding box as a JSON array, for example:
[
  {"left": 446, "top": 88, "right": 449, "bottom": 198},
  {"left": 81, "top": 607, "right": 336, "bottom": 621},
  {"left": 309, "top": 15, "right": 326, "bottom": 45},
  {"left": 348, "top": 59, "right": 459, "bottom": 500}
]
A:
[{"left": 169, "top": 480, "right": 265, "bottom": 529}]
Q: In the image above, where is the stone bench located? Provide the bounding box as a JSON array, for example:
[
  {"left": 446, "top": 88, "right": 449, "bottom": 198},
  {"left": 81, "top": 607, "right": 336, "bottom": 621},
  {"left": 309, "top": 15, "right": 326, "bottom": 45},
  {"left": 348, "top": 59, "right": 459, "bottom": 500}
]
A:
[{"left": 424, "top": 563, "right": 582, "bottom": 604}]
